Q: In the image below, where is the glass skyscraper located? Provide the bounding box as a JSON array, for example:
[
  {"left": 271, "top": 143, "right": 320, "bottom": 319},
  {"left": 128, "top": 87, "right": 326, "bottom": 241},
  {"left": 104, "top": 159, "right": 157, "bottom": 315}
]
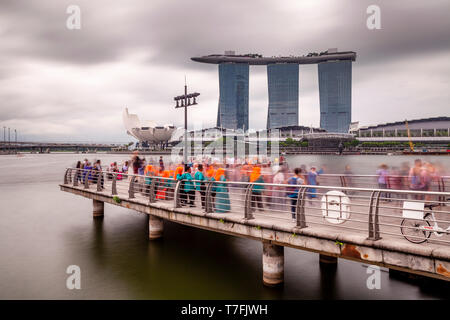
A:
[
  {"left": 266, "top": 63, "right": 299, "bottom": 129},
  {"left": 217, "top": 63, "right": 249, "bottom": 131},
  {"left": 318, "top": 60, "right": 352, "bottom": 133}
]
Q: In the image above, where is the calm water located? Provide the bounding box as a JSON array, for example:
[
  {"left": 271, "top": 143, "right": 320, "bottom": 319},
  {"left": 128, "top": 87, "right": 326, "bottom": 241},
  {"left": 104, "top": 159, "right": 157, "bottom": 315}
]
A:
[{"left": 0, "top": 153, "right": 449, "bottom": 299}]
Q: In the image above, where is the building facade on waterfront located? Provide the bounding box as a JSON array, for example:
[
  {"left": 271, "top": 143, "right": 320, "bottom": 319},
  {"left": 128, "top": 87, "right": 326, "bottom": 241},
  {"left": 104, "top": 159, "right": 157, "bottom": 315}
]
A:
[
  {"left": 267, "top": 63, "right": 299, "bottom": 129},
  {"left": 352, "top": 116, "right": 450, "bottom": 142},
  {"left": 217, "top": 63, "right": 249, "bottom": 131},
  {"left": 192, "top": 50, "right": 356, "bottom": 133},
  {"left": 318, "top": 60, "right": 352, "bottom": 133}
]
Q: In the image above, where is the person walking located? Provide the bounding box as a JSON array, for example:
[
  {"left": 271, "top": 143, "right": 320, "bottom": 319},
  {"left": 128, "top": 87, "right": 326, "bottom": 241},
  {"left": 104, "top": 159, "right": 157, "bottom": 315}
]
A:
[
  {"left": 388, "top": 166, "right": 403, "bottom": 199},
  {"left": 159, "top": 156, "right": 165, "bottom": 171},
  {"left": 206, "top": 165, "right": 216, "bottom": 209},
  {"left": 213, "top": 168, "right": 230, "bottom": 213},
  {"left": 287, "top": 168, "right": 305, "bottom": 222},
  {"left": 167, "top": 169, "right": 175, "bottom": 200},
  {"left": 144, "top": 164, "right": 154, "bottom": 196},
  {"left": 175, "top": 166, "right": 185, "bottom": 205},
  {"left": 93, "top": 160, "right": 104, "bottom": 189},
  {"left": 156, "top": 170, "right": 170, "bottom": 200},
  {"left": 306, "top": 166, "right": 321, "bottom": 203},
  {"left": 376, "top": 164, "right": 390, "bottom": 200},
  {"left": 83, "top": 161, "right": 93, "bottom": 183},
  {"left": 181, "top": 165, "right": 195, "bottom": 207},
  {"left": 338, "top": 141, "right": 344, "bottom": 155},
  {"left": 194, "top": 164, "right": 207, "bottom": 209},
  {"left": 249, "top": 166, "right": 265, "bottom": 212},
  {"left": 272, "top": 165, "right": 286, "bottom": 211},
  {"left": 82, "top": 158, "right": 88, "bottom": 169},
  {"left": 75, "top": 161, "right": 82, "bottom": 183},
  {"left": 409, "top": 159, "right": 425, "bottom": 200}
]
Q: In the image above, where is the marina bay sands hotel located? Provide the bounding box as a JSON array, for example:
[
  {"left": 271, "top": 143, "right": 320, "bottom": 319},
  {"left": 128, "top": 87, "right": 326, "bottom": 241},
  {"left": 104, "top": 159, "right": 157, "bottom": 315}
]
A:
[{"left": 191, "top": 49, "right": 356, "bottom": 133}]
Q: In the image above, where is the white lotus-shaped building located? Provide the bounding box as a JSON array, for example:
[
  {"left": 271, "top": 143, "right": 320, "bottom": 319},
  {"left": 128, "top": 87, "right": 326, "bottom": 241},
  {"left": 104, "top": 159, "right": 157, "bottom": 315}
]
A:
[{"left": 123, "top": 108, "right": 176, "bottom": 143}]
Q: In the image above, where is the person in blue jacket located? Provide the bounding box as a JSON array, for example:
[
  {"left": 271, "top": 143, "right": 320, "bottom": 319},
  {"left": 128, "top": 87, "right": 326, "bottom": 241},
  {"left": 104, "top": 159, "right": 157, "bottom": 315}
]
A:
[
  {"left": 306, "top": 166, "right": 323, "bottom": 203},
  {"left": 287, "top": 168, "right": 305, "bottom": 221},
  {"left": 83, "top": 162, "right": 93, "bottom": 183},
  {"left": 213, "top": 168, "right": 230, "bottom": 213},
  {"left": 181, "top": 165, "right": 195, "bottom": 207}
]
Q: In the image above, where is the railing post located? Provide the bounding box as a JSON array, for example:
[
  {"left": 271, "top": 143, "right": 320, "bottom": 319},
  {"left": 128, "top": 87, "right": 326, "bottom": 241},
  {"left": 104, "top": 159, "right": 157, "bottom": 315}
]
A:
[
  {"left": 373, "top": 194, "right": 382, "bottom": 240},
  {"left": 148, "top": 178, "right": 157, "bottom": 203},
  {"left": 367, "top": 190, "right": 376, "bottom": 239},
  {"left": 73, "top": 169, "right": 79, "bottom": 186},
  {"left": 111, "top": 174, "right": 117, "bottom": 195},
  {"left": 84, "top": 170, "right": 90, "bottom": 189},
  {"left": 438, "top": 177, "right": 445, "bottom": 205},
  {"left": 63, "top": 168, "right": 70, "bottom": 184},
  {"left": 295, "top": 187, "right": 308, "bottom": 229},
  {"left": 174, "top": 180, "right": 182, "bottom": 208},
  {"left": 205, "top": 181, "right": 214, "bottom": 213},
  {"left": 128, "top": 175, "right": 135, "bottom": 199},
  {"left": 367, "top": 190, "right": 382, "bottom": 240},
  {"left": 96, "top": 171, "right": 103, "bottom": 191},
  {"left": 244, "top": 184, "right": 255, "bottom": 220}
]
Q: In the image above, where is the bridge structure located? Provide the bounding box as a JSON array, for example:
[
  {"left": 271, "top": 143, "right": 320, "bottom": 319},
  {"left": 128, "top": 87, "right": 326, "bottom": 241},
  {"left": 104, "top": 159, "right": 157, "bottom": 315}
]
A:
[
  {"left": 0, "top": 141, "right": 120, "bottom": 153},
  {"left": 60, "top": 168, "right": 450, "bottom": 285}
]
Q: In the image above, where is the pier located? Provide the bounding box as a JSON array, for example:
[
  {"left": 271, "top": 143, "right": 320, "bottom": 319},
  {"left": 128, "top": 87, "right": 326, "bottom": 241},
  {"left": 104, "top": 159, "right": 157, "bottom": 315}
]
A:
[{"left": 60, "top": 168, "right": 450, "bottom": 284}]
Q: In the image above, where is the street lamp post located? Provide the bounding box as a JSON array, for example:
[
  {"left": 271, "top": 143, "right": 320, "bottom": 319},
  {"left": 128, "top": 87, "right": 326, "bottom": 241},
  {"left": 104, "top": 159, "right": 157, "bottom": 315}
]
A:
[{"left": 173, "top": 83, "right": 200, "bottom": 164}]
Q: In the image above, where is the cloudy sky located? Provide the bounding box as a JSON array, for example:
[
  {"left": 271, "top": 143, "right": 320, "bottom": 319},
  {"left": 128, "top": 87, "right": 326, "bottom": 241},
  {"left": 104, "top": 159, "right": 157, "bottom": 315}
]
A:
[{"left": 0, "top": 0, "right": 449, "bottom": 143}]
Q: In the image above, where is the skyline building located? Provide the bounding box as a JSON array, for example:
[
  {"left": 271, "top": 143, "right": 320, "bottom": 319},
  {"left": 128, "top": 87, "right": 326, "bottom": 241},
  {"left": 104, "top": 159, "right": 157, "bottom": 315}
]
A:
[
  {"left": 217, "top": 63, "right": 249, "bottom": 131},
  {"left": 192, "top": 50, "right": 356, "bottom": 133},
  {"left": 267, "top": 63, "right": 299, "bottom": 129},
  {"left": 318, "top": 60, "right": 352, "bottom": 133}
]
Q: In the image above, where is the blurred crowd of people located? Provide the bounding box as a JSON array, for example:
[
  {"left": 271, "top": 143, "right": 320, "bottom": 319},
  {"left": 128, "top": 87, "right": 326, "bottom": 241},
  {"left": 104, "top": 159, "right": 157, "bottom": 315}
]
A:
[
  {"left": 374, "top": 159, "right": 446, "bottom": 200},
  {"left": 74, "top": 153, "right": 446, "bottom": 216}
]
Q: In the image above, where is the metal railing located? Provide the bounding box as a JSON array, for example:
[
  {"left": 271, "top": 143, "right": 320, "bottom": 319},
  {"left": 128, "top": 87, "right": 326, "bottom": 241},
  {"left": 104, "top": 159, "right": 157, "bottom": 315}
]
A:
[
  {"left": 63, "top": 168, "right": 450, "bottom": 246},
  {"left": 308, "top": 173, "right": 449, "bottom": 193}
]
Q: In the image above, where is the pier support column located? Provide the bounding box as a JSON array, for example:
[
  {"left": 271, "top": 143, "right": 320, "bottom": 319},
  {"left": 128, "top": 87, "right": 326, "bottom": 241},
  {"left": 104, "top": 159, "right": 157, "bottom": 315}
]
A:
[
  {"left": 93, "top": 200, "right": 104, "bottom": 218},
  {"left": 262, "top": 241, "right": 284, "bottom": 286},
  {"left": 148, "top": 215, "right": 164, "bottom": 240},
  {"left": 319, "top": 254, "right": 338, "bottom": 268}
]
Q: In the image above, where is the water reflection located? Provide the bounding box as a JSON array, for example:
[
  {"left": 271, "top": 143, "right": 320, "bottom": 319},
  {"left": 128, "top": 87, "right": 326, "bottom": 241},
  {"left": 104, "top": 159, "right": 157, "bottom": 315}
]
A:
[
  {"left": 319, "top": 260, "right": 338, "bottom": 300},
  {"left": 0, "top": 153, "right": 449, "bottom": 299},
  {"left": 90, "top": 218, "right": 105, "bottom": 267}
]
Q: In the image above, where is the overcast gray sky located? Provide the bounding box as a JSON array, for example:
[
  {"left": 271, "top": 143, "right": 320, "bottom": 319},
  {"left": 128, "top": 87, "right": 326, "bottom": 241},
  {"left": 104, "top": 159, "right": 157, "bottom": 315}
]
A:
[{"left": 0, "top": 0, "right": 449, "bottom": 143}]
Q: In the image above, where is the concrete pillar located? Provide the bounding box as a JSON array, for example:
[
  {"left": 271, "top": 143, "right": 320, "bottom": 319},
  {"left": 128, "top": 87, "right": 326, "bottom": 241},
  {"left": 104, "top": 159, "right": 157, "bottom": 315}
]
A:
[
  {"left": 262, "top": 241, "right": 284, "bottom": 286},
  {"left": 319, "top": 254, "right": 338, "bottom": 268},
  {"left": 93, "top": 199, "right": 104, "bottom": 218},
  {"left": 148, "top": 215, "right": 164, "bottom": 240}
]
